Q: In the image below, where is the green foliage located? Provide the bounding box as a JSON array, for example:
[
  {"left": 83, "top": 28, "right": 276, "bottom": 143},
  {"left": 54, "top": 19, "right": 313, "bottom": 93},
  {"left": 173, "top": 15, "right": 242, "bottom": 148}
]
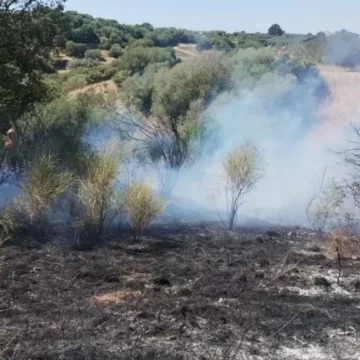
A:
[
  {"left": 71, "top": 24, "right": 100, "bottom": 45},
  {"left": 65, "top": 41, "right": 88, "bottom": 58},
  {"left": 84, "top": 49, "right": 102, "bottom": 60},
  {"left": 127, "top": 38, "right": 155, "bottom": 49},
  {"left": 268, "top": 24, "right": 285, "bottom": 36},
  {"left": 85, "top": 65, "right": 117, "bottom": 84},
  {"left": 62, "top": 74, "right": 88, "bottom": 92},
  {"left": 196, "top": 39, "right": 213, "bottom": 51},
  {"left": 68, "top": 58, "right": 100, "bottom": 69},
  {"left": 100, "top": 36, "right": 111, "bottom": 50},
  {"left": 112, "top": 70, "right": 131, "bottom": 87},
  {"left": 146, "top": 28, "right": 196, "bottom": 47},
  {"left": 152, "top": 54, "right": 233, "bottom": 119},
  {"left": 0, "top": 0, "right": 68, "bottom": 132},
  {"left": 109, "top": 44, "right": 124, "bottom": 58},
  {"left": 19, "top": 153, "right": 72, "bottom": 227},
  {"left": 122, "top": 63, "right": 170, "bottom": 113},
  {"left": 117, "top": 47, "right": 177, "bottom": 75}
]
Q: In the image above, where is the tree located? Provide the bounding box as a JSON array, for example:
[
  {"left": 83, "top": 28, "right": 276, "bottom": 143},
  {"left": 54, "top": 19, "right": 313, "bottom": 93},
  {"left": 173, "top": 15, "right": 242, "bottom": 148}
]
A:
[
  {"left": 71, "top": 24, "right": 100, "bottom": 45},
  {"left": 220, "top": 143, "right": 263, "bottom": 230},
  {"left": 268, "top": 24, "right": 285, "bottom": 36},
  {"left": 0, "top": 0, "right": 67, "bottom": 132},
  {"left": 109, "top": 44, "right": 123, "bottom": 58}
]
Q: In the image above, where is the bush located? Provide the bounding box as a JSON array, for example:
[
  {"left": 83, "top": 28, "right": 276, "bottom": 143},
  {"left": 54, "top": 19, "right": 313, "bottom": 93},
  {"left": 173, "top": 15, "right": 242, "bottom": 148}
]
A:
[
  {"left": 124, "top": 181, "right": 166, "bottom": 241},
  {"left": 85, "top": 65, "right": 117, "bottom": 84},
  {"left": 84, "top": 49, "right": 102, "bottom": 60},
  {"left": 127, "top": 38, "right": 155, "bottom": 49},
  {"left": 68, "top": 58, "right": 100, "bottom": 69},
  {"left": 109, "top": 44, "right": 124, "bottom": 59},
  {"left": 196, "top": 39, "right": 213, "bottom": 51},
  {"left": 19, "top": 154, "right": 72, "bottom": 230},
  {"left": 65, "top": 41, "right": 88, "bottom": 58},
  {"left": 112, "top": 70, "right": 131, "bottom": 87},
  {"left": 74, "top": 152, "right": 121, "bottom": 248},
  {"left": 220, "top": 143, "right": 263, "bottom": 230},
  {"left": 100, "top": 36, "right": 111, "bottom": 50},
  {"left": 62, "top": 74, "right": 88, "bottom": 92},
  {"left": 117, "top": 47, "right": 178, "bottom": 75}
]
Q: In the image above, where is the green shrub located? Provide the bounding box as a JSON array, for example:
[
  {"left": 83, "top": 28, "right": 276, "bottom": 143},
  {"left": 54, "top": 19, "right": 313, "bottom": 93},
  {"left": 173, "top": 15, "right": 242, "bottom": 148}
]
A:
[
  {"left": 84, "top": 49, "right": 102, "bottom": 60},
  {"left": 127, "top": 38, "right": 155, "bottom": 49},
  {"left": 85, "top": 65, "right": 117, "bottom": 84},
  {"left": 117, "top": 47, "right": 177, "bottom": 75},
  {"left": 109, "top": 44, "right": 124, "bottom": 59},
  {"left": 68, "top": 58, "right": 100, "bottom": 69},
  {"left": 112, "top": 70, "right": 131, "bottom": 87},
  {"left": 63, "top": 74, "right": 88, "bottom": 92},
  {"left": 19, "top": 154, "right": 72, "bottom": 229},
  {"left": 100, "top": 36, "right": 111, "bottom": 50},
  {"left": 65, "top": 41, "right": 88, "bottom": 58}
]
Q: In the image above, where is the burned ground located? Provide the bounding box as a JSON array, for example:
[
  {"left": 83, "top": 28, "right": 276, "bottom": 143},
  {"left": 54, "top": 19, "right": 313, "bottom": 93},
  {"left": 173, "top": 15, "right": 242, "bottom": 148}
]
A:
[{"left": 1, "top": 224, "right": 360, "bottom": 359}]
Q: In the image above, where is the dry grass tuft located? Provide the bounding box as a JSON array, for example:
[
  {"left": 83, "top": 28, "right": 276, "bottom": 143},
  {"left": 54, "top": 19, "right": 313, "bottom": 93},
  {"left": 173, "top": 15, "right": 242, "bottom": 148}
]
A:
[
  {"left": 124, "top": 181, "right": 166, "bottom": 241},
  {"left": 93, "top": 290, "right": 142, "bottom": 304}
]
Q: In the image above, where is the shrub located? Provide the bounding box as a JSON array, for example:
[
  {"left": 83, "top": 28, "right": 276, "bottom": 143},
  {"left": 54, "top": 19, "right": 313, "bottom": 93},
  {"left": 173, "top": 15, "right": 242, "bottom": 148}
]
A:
[
  {"left": 19, "top": 154, "right": 72, "bottom": 229},
  {"left": 63, "top": 74, "right": 88, "bottom": 92},
  {"left": 65, "top": 41, "right": 88, "bottom": 58},
  {"left": 127, "top": 38, "right": 155, "bottom": 49},
  {"left": 84, "top": 49, "right": 102, "bottom": 60},
  {"left": 221, "top": 143, "right": 263, "bottom": 230},
  {"left": 74, "top": 152, "right": 121, "bottom": 248},
  {"left": 68, "top": 58, "right": 100, "bottom": 69},
  {"left": 112, "top": 70, "right": 131, "bottom": 87},
  {"left": 100, "top": 36, "right": 111, "bottom": 50},
  {"left": 85, "top": 65, "right": 117, "bottom": 84},
  {"left": 109, "top": 44, "right": 124, "bottom": 58},
  {"left": 124, "top": 181, "right": 166, "bottom": 241},
  {"left": 117, "top": 47, "right": 177, "bottom": 75}
]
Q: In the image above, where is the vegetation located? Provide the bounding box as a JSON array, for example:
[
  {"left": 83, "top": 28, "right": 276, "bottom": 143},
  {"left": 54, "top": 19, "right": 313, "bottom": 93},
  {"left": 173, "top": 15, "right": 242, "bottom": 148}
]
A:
[
  {"left": 124, "top": 181, "right": 166, "bottom": 241},
  {"left": 268, "top": 24, "right": 285, "bottom": 36}
]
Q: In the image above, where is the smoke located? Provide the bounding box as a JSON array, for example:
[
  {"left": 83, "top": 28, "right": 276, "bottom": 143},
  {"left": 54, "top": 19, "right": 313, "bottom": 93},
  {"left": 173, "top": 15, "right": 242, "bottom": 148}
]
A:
[{"left": 168, "top": 63, "right": 357, "bottom": 226}]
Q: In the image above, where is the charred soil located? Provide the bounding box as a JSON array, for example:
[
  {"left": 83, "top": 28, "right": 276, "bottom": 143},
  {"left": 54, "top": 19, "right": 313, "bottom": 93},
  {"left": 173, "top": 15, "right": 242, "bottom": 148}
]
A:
[{"left": 1, "top": 224, "right": 360, "bottom": 359}]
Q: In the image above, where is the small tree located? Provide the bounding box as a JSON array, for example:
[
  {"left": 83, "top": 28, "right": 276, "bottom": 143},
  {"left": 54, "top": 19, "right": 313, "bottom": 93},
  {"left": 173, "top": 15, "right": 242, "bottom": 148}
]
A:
[
  {"left": 268, "top": 24, "right": 285, "bottom": 36},
  {"left": 221, "top": 143, "right": 262, "bottom": 230},
  {"left": 124, "top": 181, "right": 166, "bottom": 241}
]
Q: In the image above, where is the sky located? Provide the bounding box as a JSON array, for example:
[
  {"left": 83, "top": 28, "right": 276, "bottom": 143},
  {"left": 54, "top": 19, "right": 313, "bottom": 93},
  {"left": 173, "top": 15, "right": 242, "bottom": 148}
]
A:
[{"left": 66, "top": 0, "right": 360, "bottom": 34}]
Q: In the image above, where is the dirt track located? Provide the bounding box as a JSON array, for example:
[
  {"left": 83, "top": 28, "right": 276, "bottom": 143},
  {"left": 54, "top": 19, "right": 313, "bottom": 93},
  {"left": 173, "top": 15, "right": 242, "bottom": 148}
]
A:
[{"left": 1, "top": 224, "right": 360, "bottom": 359}]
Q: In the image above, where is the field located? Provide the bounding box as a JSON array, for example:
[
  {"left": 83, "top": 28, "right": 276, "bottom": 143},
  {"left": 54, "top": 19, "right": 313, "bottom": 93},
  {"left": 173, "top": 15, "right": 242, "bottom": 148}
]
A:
[{"left": 1, "top": 223, "right": 360, "bottom": 359}]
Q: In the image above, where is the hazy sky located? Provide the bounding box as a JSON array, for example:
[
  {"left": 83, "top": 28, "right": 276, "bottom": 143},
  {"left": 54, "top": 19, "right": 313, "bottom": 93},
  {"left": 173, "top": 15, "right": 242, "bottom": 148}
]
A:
[{"left": 66, "top": 0, "right": 360, "bottom": 34}]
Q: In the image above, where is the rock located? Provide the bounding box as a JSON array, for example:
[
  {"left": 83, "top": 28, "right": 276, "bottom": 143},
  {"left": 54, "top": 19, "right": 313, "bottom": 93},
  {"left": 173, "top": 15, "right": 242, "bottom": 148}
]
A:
[{"left": 314, "top": 276, "right": 331, "bottom": 287}]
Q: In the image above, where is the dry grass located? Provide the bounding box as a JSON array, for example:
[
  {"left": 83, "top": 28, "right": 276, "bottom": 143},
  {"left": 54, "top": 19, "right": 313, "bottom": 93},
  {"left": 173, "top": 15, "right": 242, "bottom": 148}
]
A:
[
  {"left": 93, "top": 290, "right": 142, "bottom": 305},
  {"left": 124, "top": 181, "right": 166, "bottom": 241}
]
